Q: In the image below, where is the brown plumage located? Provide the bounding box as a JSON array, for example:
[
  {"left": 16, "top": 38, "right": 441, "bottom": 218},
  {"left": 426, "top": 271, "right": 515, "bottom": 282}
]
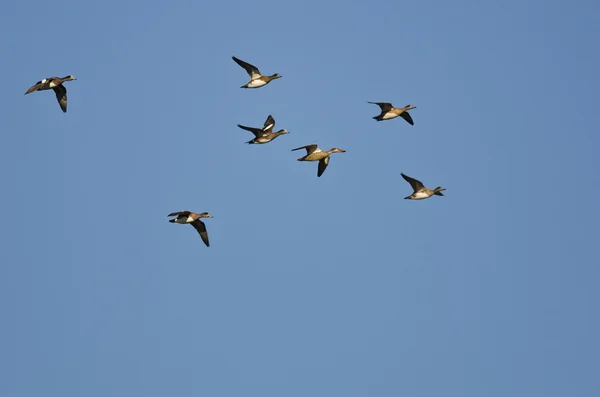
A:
[
  {"left": 368, "top": 102, "right": 416, "bottom": 125},
  {"left": 237, "top": 114, "right": 289, "bottom": 144},
  {"left": 232, "top": 56, "right": 281, "bottom": 88},
  {"left": 292, "top": 144, "right": 346, "bottom": 177},
  {"left": 401, "top": 173, "right": 445, "bottom": 200},
  {"left": 25, "top": 75, "right": 77, "bottom": 113},
  {"left": 168, "top": 211, "right": 213, "bottom": 247}
]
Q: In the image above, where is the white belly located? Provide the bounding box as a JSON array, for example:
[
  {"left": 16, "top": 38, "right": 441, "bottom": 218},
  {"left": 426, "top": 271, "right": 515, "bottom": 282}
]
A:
[
  {"left": 412, "top": 191, "right": 430, "bottom": 199},
  {"left": 382, "top": 112, "right": 398, "bottom": 120},
  {"left": 247, "top": 79, "right": 266, "bottom": 88},
  {"left": 48, "top": 81, "right": 57, "bottom": 88}
]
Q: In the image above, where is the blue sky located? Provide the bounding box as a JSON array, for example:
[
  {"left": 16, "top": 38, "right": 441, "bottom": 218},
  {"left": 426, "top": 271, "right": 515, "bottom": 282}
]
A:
[{"left": 1, "top": 0, "right": 599, "bottom": 396}]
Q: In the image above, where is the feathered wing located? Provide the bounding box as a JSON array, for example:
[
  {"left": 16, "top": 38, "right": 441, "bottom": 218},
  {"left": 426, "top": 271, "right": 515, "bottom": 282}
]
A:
[
  {"left": 168, "top": 211, "right": 190, "bottom": 217},
  {"left": 368, "top": 101, "right": 393, "bottom": 112},
  {"left": 400, "top": 111, "right": 414, "bottom": 125},
  {"left": 317, "top": 156, "right": 330, "bottom": 177},
  {"left": 53, "top": 85, "right": 67, "bottom": 112},
  {"left": 401, "top": 173, "right": 424, "bottom": 191},
  {"left": 191, "top": 220, "right": 210, "bottom": 247},
  {"left": 237, "top": 124, "right": 266, "bottom": 138},
  {"left": 232, "top": 56, "right": 262, "bottom": 79},
  {"left": 263, "top": 115, "right": 275, "bottom": 132},
  {"left": 25, "top": 81, "right": 43, "bottom": 95},
  {"left": 291, "top": 144, "right": 318, "bottom": 155}
]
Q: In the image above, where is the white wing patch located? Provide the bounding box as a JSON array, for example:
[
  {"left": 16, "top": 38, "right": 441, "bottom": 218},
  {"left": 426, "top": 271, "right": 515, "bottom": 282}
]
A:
[{"left": 263, "top": 123, "right": 274, "bottom": 131}]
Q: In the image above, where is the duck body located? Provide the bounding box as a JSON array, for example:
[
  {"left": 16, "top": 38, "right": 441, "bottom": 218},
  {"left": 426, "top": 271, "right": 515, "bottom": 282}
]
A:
[
  {"left": 401, "top": 173, "right": 445, "bottom": 200},
  {"left": 232, "top": 56, "right": 281, "bottom": 89},
  {"left": 168, "top": 211, "right": 213, "bottom": 247},
  {"left": 292, "top": 144, "right": 346, "bottom": 177},
  {"left": 25, "top": 75, "right": 77, "bottom": 113},
  {"left": 368, "top": 102, "right": 416, "bottom": 125},
  {"left": 237, "top": 115, "right": 289, "bottom": 144}
]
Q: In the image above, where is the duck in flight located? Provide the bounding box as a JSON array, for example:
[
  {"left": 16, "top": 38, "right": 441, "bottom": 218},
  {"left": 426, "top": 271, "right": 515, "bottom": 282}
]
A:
[
  {"left": 401, "top": 173, "right": 445, "bottom": 200},
  {"left": 232, "top": 56, "right": 281, "bottom": 88},
  {"left": 237, "top": 115, "right": 289, "bottom": 144},
  {"left": 292, "top": 144, "right": 346, "bottom": 177},
  {"left": 168, "top": 211, "right": 213, "bottom": 247},
  {"left": 368, "top": 102, "right": 416, "bottom": 125},
  {"left": 25, "top": 75, "right": 77, "bottom": 113}
]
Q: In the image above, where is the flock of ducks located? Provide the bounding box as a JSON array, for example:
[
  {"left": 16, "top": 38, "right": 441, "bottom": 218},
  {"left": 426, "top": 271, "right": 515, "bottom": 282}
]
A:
[{"left": 24, "top": 56, "right": 446, "bottom": 248}]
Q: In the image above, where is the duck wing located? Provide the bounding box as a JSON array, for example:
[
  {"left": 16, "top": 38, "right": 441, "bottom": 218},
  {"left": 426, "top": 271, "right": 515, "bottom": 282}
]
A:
[
  {"left": 191, "top": 220, "right": 210, "bottom": 247},
  {"left": 262, "top": 115, "right": 275, "bottom": 132},
  {"left": 291, "top": 144, "right": 318, "bottom": 155},
  {"left": 52, "top": 85, "right": 67, "bottom": 112},
  {"left": 168, "top": 211, "right": 191, "bottom": 217},
  {"left": 400, "top": 111, "right": 414, "bottom": 125},
  {"left": 232, "top": 56, "right": 262, "bottom": 80},
  {"left": 237, "top": 124, "right": 266, "bottom": 138},
  {"left": 368, "top": 101, "right": 393, "bottom": 112},
  {"left": 401, "top": 173, "right": 424, "bottom": 191},
  {"left": 317, "top": 157, "right": 330, "bottom": 177}
]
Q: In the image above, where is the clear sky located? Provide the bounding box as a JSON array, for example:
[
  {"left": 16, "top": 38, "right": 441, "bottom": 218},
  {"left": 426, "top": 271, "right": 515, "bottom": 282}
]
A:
[{"left": 1, "top": 0, "right": 599, "bottom": 396}]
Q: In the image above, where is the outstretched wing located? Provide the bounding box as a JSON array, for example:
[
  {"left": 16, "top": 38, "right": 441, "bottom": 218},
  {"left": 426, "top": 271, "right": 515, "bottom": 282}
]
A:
[
  {"left": 232, "top": 56, "right": 262, "bottom": 79},
  {"left": 191, "top": 220, "right": 210, "bottom": 247},
  {"left": 317, "top": 157, "right": 330, "bottom": 177},
  {"left": 291, "top": 144, "right": 318, "bottom": 155},
  {"left": 401, "top": 173, "right": 424, "bottom": 191},
  {"left": 237, "top": 124, "right": 266, "bottom": 138},
  {"left": 263, "top": 115, "right": 275, "bottom": 132},
  {"left": 168, "top": 211, "right": 191, "bottom": 217},
  {"left": 368, "top": 101, "right": 393, "bottom": 112},
  {"left": 24, "top": 80, "right": 44, "bottom": 95},
  {"left": 53, "top": 85, "right": 67, "bottom": 113},
  {"left": 400, "top": 111, "right": 414, "bottom": 125}
]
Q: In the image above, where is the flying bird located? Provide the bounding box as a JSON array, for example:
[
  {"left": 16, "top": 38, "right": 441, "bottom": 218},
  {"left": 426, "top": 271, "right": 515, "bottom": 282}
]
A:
[
  {"left": 368, "top": 102, "right": 416, "bottom": 125},
  {"left": 168, "top": 211, "right": 213, "bottom": 247},
  {"left": 25, "top": 75, "right": 77, "bottom": 113},
  {"left": 232, "top": 56, "right": 281, "bottom": 88},
  {"left": 401, "top": 173, "right": 445, "bottom": 200},
  {"left": 291, "top": 144, "right": 346, "bottom": 177},
  {"left": 237, "top": 115, "right": 290, "bottom": 144}
]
